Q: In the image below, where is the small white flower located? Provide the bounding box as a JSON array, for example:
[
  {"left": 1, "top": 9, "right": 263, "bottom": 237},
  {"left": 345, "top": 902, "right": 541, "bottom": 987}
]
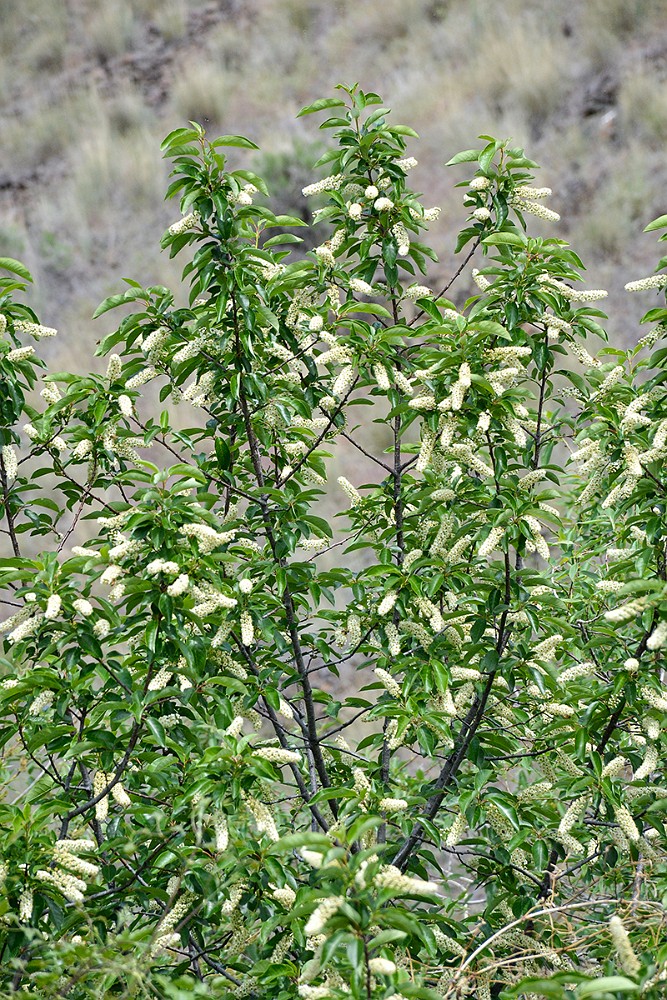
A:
[
  {"left": 239, "top": 578, "right": 253, "bottom": 595},
  {"left": 73, "top": 598, "right": 94, "bottom": 617},
  {"left": 365, "top": 185, "right": 379, "bottom": 199},
  {"left": 374, "top": 197, "right": 394, "bottom": 212},
  {"left": 469, "top": 176, "right": 492, "bottom": 190},
  {"left": 348, "top": 202, "right": 363, "bottom": 220}
]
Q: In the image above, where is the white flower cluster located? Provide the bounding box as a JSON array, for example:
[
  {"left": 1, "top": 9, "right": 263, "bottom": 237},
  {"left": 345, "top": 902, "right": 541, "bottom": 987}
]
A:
[
  {"left": 167, "top": 574, "right": 190, "bottom": 597},
  {"left": 6, "top": 345, "right": 35, "bottom": 362},
  {"left": 558, "top": 661, "right": 595, "bottom": 685},
  {"left": 472, "top": 207, "right": 491, "bottom": 222},
  {"left": 14, "top": 320, "right": 57, "bottom": 339},
  {"left": 445, "top": 811, "right": 467, "bottom": 847},
  {"left": 472, "top": 268, "right": 492, "bottom": 291},
  {"left": 1, "top": 444, "right": 17, "bottom": 483},
  {"left": 601, "top": 756, "right": 627, "bottom": 779},
  {"left": 469, "top": 176, "right": 492, "bottom": 191},
  {"left": 647, "top": 620, "right": 667, "bottom": 650},
  {"left": 337, "top": 476, "right": 362, "bottom": 506},
  {"left": 373, "top": 864, "right": 438, "bottom": 895},
  {"left": 331, "top": 365, "right": 356, "bottom": 398},
  {"left": 609, "top": 915, "right": 641, "bottom": 977},
  {"left": 240, "top": 611, "right": 254, "bottom": 645},
  {"left": 34, "top": 838, "right": 100, "bottom": 905},
  {"left": 478, "top": 525, "right": 504, "bottom": 559},
  {"left": 304, "top": 896, "right": 344, "bottom": 936},
  {"left": 510, "top": 188, "right": 560, "bottom": 222},
  {"left": 349, "top": 278, "right": 374, "bottom": 295},
  {"left": 377, "top": 591, "right": 397, "bottom": 617},
  {"left": 537, "top": 273, "right": 608, "bottom": 302},
  {"left": 125, "top": 366, "right": 157, "bottom": 389},
  {"left": 374, "top": 667, "right": 401, "bottom": 697},
  {"left": 151, "top": 892, "right": 194, "bottom": 955},
  {"left": 614, "top": 804, "right": 640, "bottom": 842},
  {"left": 624, "top": 274, "right": 667, "bottom": 292},
  {"left": 524, "top": 515, "right": 550, "bottom": 560},
  {"left": 531, "top": 633, "right": 562, "bottom": 661},
  {"left": 179, "top": 522, "right": 236, "bottom": 554},
  {"left": 244, "top": 794, "right": 279, "bottom": 842},
  {"left": 271, "top": 883, "right": 297, "bottom": 908},
  {"left": 29, "top": 689, "right": 54, "bottom": 714},
  {"left": 392, "top": 222, "right": 410, "bottom": 256},
  {"left": 167, "top": 212, "right": 199, "bottom": 236},
  {"left": 302, "top": 174, "right": 345, "bottom": 197},
  {"left": 253, "top": 746, "right": 301, "bottom": 766},
  {"left": 146, "top": 559, "right": 180, "bottom": 577},
  {"left": 603, "top": 594, "right": 648, "bottom": 624},
  {"left": 404, "top": 284, "right": 432, "bottom": 300},
  {"left": 378, "top": 797, "right": 408, "bottom": 813}
]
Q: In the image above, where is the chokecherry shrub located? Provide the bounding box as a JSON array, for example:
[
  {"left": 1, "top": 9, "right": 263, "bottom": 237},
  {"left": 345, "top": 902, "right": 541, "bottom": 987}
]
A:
[{"left": 0, "top": 84, "right": 666, "bottom": 999}]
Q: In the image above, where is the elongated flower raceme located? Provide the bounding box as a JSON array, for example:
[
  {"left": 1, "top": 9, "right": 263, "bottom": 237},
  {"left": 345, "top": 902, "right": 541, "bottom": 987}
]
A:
[
  {"left": 609, "top": 915, "right": 641, "bottom": 977},
  {"left": 253, "top": 746, "right": 301, "bottom": 765},
  {"left": 537, "top": 273, "right": 608, "bottom": 302},
  {"left": 1, "top": 445, "right": 18, "bottom": 483},
  {"left": 167, "top": 212, "right": 199, "bottom": 236},
  {"left": 625, "top": 274, "right": 667, "bottom": 292},
  {"left": 373, "top": 865, "right": 438, "bottom": 895},
  {"left": 302, "top": 174, "right": 344, "bottom": 197}
]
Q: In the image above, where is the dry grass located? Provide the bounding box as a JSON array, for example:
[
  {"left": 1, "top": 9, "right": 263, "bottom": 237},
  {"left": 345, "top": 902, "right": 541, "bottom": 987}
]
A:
[
  {"left": 169, "top": 60, "right": 231, "bottom": 129},
  {"left": 85, "top": 2, "right": 138, "bottom": 60},
  {"left": 619, "top": 72, "right": 667, "bottom": 147},
  {"left": 0, "top": 0, "right": 663, "bottom": 352}
]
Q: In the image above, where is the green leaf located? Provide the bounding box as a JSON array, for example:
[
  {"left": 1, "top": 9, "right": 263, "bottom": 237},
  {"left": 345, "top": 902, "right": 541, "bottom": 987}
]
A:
[
  {"left": 339, "top": 301, "right": 393, "bottom": 319},
  {"left": 390, "top": 124, "right": 419, "bottom": 137},
  {"left": 0, "top": 257, "right": 32, "bottom": 282},
  {"left": 483, "top": 232, "right": 527, "bottom": 247},
  {"left": 445, "top": 149, "right": 480, "bottom": 166},
  {"left": 211, "top": 135, "right": 260, "bottom": 150},
  {"left": 644, "top": 214, "right": 667, "bottom": 232},
  {"left": 92, "top": 290, "right": 139, "bottom": 319},
  {"left": 297, "top": 98, "right": 347, "bottom": 117},
  {"left": 576, "top": 977, "right": 640, "bottom": 997}
]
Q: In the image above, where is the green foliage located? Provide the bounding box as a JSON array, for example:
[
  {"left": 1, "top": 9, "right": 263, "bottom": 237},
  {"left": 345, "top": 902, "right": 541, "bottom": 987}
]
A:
[{"left": 0, "top": 83, "right": 666, "bottom": 998}]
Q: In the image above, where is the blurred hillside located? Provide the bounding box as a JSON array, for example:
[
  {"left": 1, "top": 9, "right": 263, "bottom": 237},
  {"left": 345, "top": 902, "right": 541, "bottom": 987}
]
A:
[{"left": 1, "top": 0, "right": 667, "bottom": 365}]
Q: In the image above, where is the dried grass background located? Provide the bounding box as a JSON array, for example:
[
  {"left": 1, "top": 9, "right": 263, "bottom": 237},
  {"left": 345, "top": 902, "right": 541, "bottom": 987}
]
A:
[{"left": 1, "top": 0, "right": 666, "bottom": 369}]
